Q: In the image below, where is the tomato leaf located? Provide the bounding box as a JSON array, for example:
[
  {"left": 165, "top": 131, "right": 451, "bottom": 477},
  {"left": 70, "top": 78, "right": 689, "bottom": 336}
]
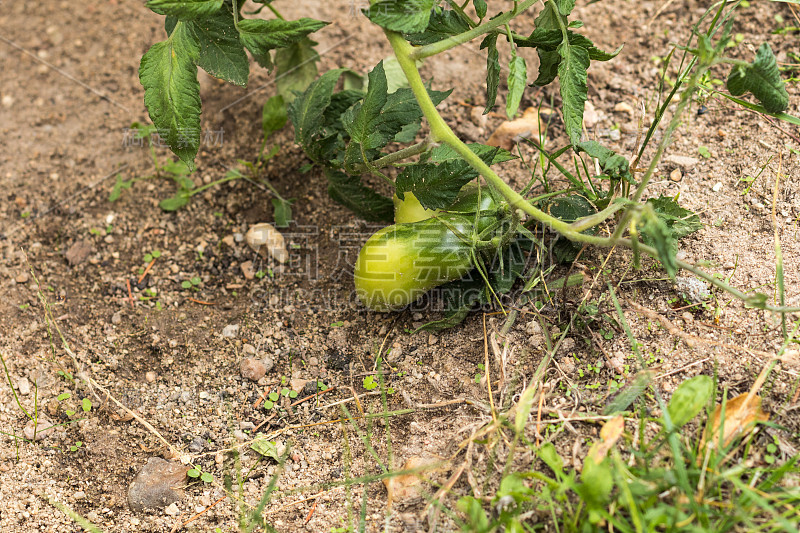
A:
[
  {"left": 189, "top": 3, "right": 249, "bottom": 86},
  {"left": 275, "top": 37, "right": 320, "bottom": 102},
  {"left": 288, "top": 68, "right": 345, "bottom": 154},
  {"left": 139, "top": 22, "right": 202, "bottom": 169},
  {"left": 397, "top": 144, "right": 513, "bottom": 210},
  {"left": 325, "top": 169, "right": 394, "bottom": 222},
  {"left": 557, "top": 40, "right": 589, "bottom": 146},
  {"left": 480, "top": 33, "right": 500, "bottom": 113},
  {"left": 473, "top": 0, "right": 487, "bottom": 19},
  {"left": 363, "top": 0, "right": 435, "bottom": 33},
  {"left": 577, "top": 141, "right": 634, "bottom": 184},
  {"left": 645, "top": 195, "right": 702, "bottom": 241},
  {"left": 238, "top": 18, "right": 328, "bottom": 71},
  {"left": 506, "top": 49, "right": 527, "bottom": 119},
  {"left": 726, "top": 43, "right": 789, "bottom": 113},
  {"left": 407, "top": 9, "right": 471, "bottom": 45},
  {"left": 146, "top": 0, "right": 223, "bottom": 19},
  {"left": 641, "top": 207, "right": 678, "bottom": 277},
  {"left": 416, "top": 276, "right": 486, "bottom": 332}
]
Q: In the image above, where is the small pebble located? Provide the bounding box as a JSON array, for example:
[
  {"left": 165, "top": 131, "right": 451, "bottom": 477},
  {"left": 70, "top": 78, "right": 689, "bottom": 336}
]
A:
[
  {"left": 145, "top": 371, "right": 157, "bottom": 383},
  {"left": 164, "top": 503, "right": 180, "bottom": 517},
  {"left": 74, "top": 491, "right": 86, "bottom": 500},
  {"left": 24, "top": 418, "right": 55, "bottom": 441},
  {"left": 17, "top": 377, "right": 31, "bottom": 396},
  {"left": 712, "top": 182, "right": 722, "bottom": 192},
  {"left": 112, "top": 311, "right": 123, "bottom": 325},
  {"left": 222, "top": 324, "right": 240, "bottom": 338},
  {"left": 241, "top": 358, "right": 267, "bottom": 381},
  {"left": 614, "top": 102, "right": 635, "bottom": 115},
  {"left": 15, "top": 272, "right": 29, "bottom": 284},
  {"left": 199, "top": 391, "right": 210, "bottom": 400},
  {"left": 242, "top": 343, "right": 256, "bottom": 355},
  {"left": 240, "top": 261, "right": 255, "bottom": 280},
  {"left": 669, "top": 168, "right": 682, "bottom": 182},
  {"left": 188, "top": 437, "right": 205, "bottom": 453}
]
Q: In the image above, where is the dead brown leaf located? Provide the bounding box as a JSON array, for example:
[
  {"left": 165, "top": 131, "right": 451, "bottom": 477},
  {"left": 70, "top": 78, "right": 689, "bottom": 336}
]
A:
[
  {"left": 587, "top": 415, "right": 624, "bottom": 463},
  {"left": 383, "top": 457, "right": 446, "bottom": 508},
  {"left": 700, "top": 393, "right": 769, "bottom": 452}
]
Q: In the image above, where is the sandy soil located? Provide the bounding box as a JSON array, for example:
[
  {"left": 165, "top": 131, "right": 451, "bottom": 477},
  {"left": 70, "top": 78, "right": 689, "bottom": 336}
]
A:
[{"left": 0, "top": 1, "right": 798, "bottom": 531}]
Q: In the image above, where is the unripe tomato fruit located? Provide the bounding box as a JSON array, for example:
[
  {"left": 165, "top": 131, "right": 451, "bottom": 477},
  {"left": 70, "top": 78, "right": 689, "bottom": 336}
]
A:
[
  {"left": 354, "top": 213, "right": 478, "bottom": 311},
  {"left": 393, "top": 182, "right": 496, "bottom": 223}
]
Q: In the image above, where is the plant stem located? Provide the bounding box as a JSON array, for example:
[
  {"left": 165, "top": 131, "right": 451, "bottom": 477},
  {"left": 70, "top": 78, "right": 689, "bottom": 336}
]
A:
[
  {"left": 352, "top": 138, "right": 432, "bottom": 173},
  {"left": 409, "top": 0, "right": 539, "bottom": 60},
  {"left": 388, "top": 30, "right": 589, "bottom": 240}
]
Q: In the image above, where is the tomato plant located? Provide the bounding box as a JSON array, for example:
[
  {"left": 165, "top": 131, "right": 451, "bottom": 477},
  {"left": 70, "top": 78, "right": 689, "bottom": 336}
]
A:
[{"left": 138, "top": 1, "right": 797, "bottom": 327}]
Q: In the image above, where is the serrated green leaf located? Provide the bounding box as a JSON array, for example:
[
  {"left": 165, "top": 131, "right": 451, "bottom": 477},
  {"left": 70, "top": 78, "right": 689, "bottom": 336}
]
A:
[
  {"left": 188, "top": 4, "right": 249, "bottom": 86},
  {"left": 139, "top": 23, "right": 202, "bottom": 169},
  {"left": 271, "top": 197, "right": 293, "bottom": 227},
  {"left": 146, "top": 0, "right": 223, "bottom": 19},
  {"left": 406, "top": 9, "right": 471, "bottom": 45},
  {"left": 481, "top": 34, "right": 500, "bottom": 113},
  {"left": 473, "top": 0, "right": 487, "bottom": 19},
  {"left": 533, "top": 49, "right": 561, "bottom": 86},
  {"left": 556, "top": 0, "right": 576, "bottom": 16},
  {"left": 517, "top": 29, "right": 622, "bottom": 62},
  {"left": 646, "top": 195, "right": 703, "bottom": 240},
  {"left": 727, "top": 42, "right": 789, "bottom": 113},
  {"left": 275, "top": 37, "right": 320, "bottom": 102},
  {"left": 577, "top": 141, "right": 634, "bottom": 183},
  {"left": 667, "top": 375, "right": 713, "bottom": 428},
  {"left": 325, "top": 169, "right": 394, "bottom": 222},
  {"left": 343, "top": 61, "right": 389, "bottom": 148},
  {"left": 538, "top": 442, "right": 564, "bottom": 475},
  {"left": 549, "top": 195, "right": 596, "bottom": 263},
  {"left": 397, "top": 145, "right": 512, "bottom": 210},
  {"left": 507, "top": 49, "right": 527, "bottom": 118},
  {"left": 238, "top": 18, "right": 328, "bottom": 70},
  {"left": 363, "top": 0, "right": 435, "bottom": 33},
  {"left": 641, "top": 208, "right": 677, "bottom": 277},
  {"left": 262, "top": 94, "right": 287, "bottom": 141},
  {"left": 428, "top": 143, "right": 516, "bottom": 164},
  {"left": 288, "top": 68, "right": 344, "bottom": 150},
  {"left": 557, "top": 41, "right": 589, "bottom": 146}
]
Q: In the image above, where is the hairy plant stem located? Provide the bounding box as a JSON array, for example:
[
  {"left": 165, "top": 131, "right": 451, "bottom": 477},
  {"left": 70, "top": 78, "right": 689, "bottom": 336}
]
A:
[
  {"left": 352, "top": 138, "right": 432, "bottom": 173},
  {"left": 409, "top": 0, "right": 539, "bottom": 60},
  {"left": 386, "top": 28, "right": 800, "bottom": 315}
]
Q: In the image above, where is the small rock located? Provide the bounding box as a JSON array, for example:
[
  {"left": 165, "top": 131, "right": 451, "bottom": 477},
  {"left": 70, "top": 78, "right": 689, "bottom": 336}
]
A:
[
  {"left": 609, "top": 128, "right": 621, "bottom": 141},
  {"left": 221, "top": 235, "right": 235, "bottom": 248},
  {"left": 128, "top": 457, "right": 190, "bottom": 513},
  {"left": 73, "top": 491, "right": 86, "bottom": 500},
  {"left": 290, "top": 378, "right": 308, "bottom": 394},
  {"left": 240, "top": 261, "right": 255, "bottom": 280},
  {"left": 222, "top": 324, "right": 240, "bottom": 338},
  {"left": 427, "top": 334, "right": 438, "bottom": 346},
  {"left": 112, "top": 311, "right": 123, "bottom": 325},
  {"left": 233, "top": 430, "right": 247, "bottom": 442},
  {"left": 233, "top": 232, "right": 244, "bottom": 243},
  {"left": 525, "top": 320, "right": 542, "bottom": 336},
  {"left": 15, "top": 272, "right": 29, "bottom": 284},
  {"left": 242, "top": 343, "right": 256, "bottom": 355},
  {"left": 469, "top": 106, "right": 487, "bottom": 128},
  {"left": 665, "top": 154, "right": 699, "bottom": 168},
  {"left": 559, "top": 357, "right": 576, "bottom": 375},
  {"left": 65, "top": 240, "right": 93, "bottom": 266},
  {"left": 486, "top": 107, "right": 543, "bottom": 150},
  {"left": 1, "top": 94, "right": 14, "bottom": 107},
  {"left": 675, "top": 276, "right": 711, "bottom": 303},
  {"left": 17, "top": 377, "right": 31, "bottom": 396},
  {"left": 682, "top": 312, "right": 694, "bottom": 323},
  {"left": 584, "top": 100, "right": 600, "bottom": 128},
  {"left": 614, "top": 102, "right": 635, "bottom": 115},
  {"left": 199, "top": 391, "right": 210, "bottom": 400},
  {"left": 262, "top": 356, "right": 275, "bottom": 374},
  {"left": 241, "top": 358, "right": 267, "bottom": 381},
  {"left": 669, "top": 168, "right": 683, "bottom": 182},
  {"left": 188, "top": 437, "right": 205, "bottom": 453},
  {"left": 164, "top": 502, "right": 180, "bottom": 517},
  {"left": 145, "top": 371, "right": 157, "bottom": 383},
  {"left": 712, "top": 182, "right": 722, "bottom": 192},
  {"left": 245, "top": 223, "right": 288, "bottom": 263},
  {"left": 24, "top": 418, "right": 54, "bottom": 441}
]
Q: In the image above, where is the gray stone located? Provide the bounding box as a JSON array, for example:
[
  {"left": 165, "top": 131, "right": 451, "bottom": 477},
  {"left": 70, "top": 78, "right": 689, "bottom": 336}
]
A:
[
  {"left": 665, "top": 154, "right": 699, "bottom": 168},
  {"left": 24, "top": 418, "right": 55, "bottom": 441},
  {"left": 128, "top": 457, "right": 189, "bottom": 513},
  {"left": 188, "top": 437, "right": 205, "bottom": 453},
  {"left": 65, "top": 240, "right": 93, "bottom": 266},
  {"left": 222, "top": 324, "right": 240, "bottom": 338},
  {"left": 17, "top": 377, "right": 31, "bottom": 396}
]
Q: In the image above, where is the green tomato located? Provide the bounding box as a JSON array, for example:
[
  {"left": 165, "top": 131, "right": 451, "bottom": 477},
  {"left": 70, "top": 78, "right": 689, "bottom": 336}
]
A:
[
  {"left": 392, "top": 192, "right": 438, "bottom": 223},
  {"left": 354, "top": 214, "right": 479, "bottom": 311}
]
